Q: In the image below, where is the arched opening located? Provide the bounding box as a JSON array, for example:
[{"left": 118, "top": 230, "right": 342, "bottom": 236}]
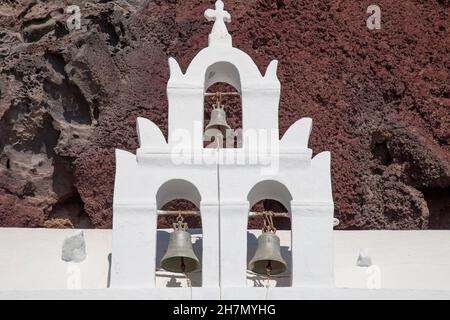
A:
[
  {"left": 155, "top": 179, "right": 202, "bottom": 288},
  {"left": 203, "top": 62, "right": 242, "bottom": 148},
  {"left": 246, "top": 180, "right": 292, "bottom": 287}
]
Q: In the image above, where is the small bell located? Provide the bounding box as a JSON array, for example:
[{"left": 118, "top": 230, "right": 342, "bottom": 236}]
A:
[
  {"left": 160, "top": 217, "right": 200, "bottom": 273},
  {"left": 248, "top": 212, "right": 287, "bottom": 276},
  {"left": 248, "top": 231, "right": 287, "bottom": 275},
  {"left": 204, "top": 94, "right": 231, "bottom": 146}
]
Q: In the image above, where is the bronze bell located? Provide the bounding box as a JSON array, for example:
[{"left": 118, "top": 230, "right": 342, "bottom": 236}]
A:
[
  {"left": 248, "top": 230, "right": 287, "bottom": 276},
  {"left": 204, "top": 105, "right": 231, "bottom": 145},
  {"left": 160, "top": 219, "right": 200, "bottom": 273}
]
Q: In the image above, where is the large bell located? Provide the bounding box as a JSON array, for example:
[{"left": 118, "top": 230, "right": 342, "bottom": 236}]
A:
[
  {"left": 204, "top": 106, "right": 231, "bottom": 143},
  {"left": 160, "top": 220, "right": 200, "bottom": 273},
  {"left": 248, "top": 231, "right": 287, "bottom": 275}
]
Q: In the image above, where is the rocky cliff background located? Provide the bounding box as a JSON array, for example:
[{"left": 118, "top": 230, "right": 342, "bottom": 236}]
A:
[{"left": 0, "top": 0, "right": 448, "bottom": 229}]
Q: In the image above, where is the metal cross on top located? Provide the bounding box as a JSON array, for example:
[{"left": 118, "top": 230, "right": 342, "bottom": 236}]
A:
[{"left": 204, "top": 0, "right": 232, "bottom": 46}]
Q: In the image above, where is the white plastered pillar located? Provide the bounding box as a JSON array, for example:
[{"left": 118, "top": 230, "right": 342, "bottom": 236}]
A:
[
  {"left": 199, "top": 202, "right": 220, "bottom": 288},
  {"left": 110, "top": 204, "right": 158, "bottom": 288},
  {"left": 290, "top": 203, "right": 334, "bottom": 287},
  {"left": 219, "top": 201, "right": 249, "bottom": 287},
  {"left": 167, "top": 88, "right": 204, "bottom": 150}
]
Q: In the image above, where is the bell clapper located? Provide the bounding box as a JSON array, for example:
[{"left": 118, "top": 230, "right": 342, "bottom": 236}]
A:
[
  {"left": 266, "top": 260, "right": 272, "bottom": 276},
  {"left": 265, "top": 260, "right": 272, "bottom": 288},
  {"left": 177, "top": 240, "right": 191, "bottom": 288},
  {"left": 180, "top": 256, "right": 186, "bottom": 273},
  {"left": 180, "top": 256, "right": 192, "bottom": 288}
]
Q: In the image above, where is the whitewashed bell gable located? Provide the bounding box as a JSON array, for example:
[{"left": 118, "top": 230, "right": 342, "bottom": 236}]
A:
[{"left": 111, "top": 0, "right": 334, "bottom": 297}]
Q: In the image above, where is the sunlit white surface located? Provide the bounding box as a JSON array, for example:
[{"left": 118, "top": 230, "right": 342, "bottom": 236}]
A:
[{"left": 0, "top": 228, "right": 449, "bottom": 294}]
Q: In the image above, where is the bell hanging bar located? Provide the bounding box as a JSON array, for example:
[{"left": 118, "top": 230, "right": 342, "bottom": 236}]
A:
[
  {"left": 204, "top": 91, "right": 240, "bottom": 97},
  {"left": 157, "top": 210, "right": 290, "bottom": 217}
]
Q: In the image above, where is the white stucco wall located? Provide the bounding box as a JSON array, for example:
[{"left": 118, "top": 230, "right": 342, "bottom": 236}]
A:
[{"left": 1, "top": 228, "right": 449, "bottom": 297}]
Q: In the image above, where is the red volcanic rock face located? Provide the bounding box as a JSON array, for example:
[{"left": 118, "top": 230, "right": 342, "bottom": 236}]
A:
[{"left": 0, "top": 0, "right": 448, "bottom": 229}]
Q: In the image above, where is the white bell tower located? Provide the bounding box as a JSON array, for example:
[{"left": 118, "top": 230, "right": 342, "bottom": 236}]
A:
[{"left": 111, "top": 0, "right": 334, "bottom": 299}]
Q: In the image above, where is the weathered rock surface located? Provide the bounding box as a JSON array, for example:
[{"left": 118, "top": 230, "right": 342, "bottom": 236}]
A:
[{"left": 0, "top": 0, "right": 449, "bottom": 229}]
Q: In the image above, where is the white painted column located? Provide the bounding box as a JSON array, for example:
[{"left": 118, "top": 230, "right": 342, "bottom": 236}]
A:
[
  {"left": 242, "top": 88, "right": 280, "bottom": 149},
  {"left": 219, "top": 202, "right": 249, "bottom": 287},
  {"left": 110, "top": 204, "right": 157, "bottom": 288},
  {"left": 291, "top": 204, "right": 334, "bottom": 287},
  {"left": 167, "top": 88, "right": 204, "bottom": 150},
  {"left": 199, "top": 203, "right": 220, "bottom": 288}
]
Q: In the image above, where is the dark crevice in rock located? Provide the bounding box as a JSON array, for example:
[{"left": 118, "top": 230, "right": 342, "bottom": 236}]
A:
[
  {"left": 372, "top": 140, "right": 393, "bottom": 165},
  {"left": 45, "top": 51, "right": 67, "bottom": 78},
  {"left": 47, "top": 190, "right": 94, "bottom": 228},
  {"left": 21, "top": 181, "right": 35, "bottom": 198},
  {"left": 52, "top": 155, "right": 77, "bottom": 202},
  {"left": 93, "top": 105, "right": 100, "bottom": 121},
  {"left": 54, "top": 20, "right": 70, "bottom": 38},
  {"left": 37, "top": 113, "right": 60, "bottom": 158},
  {"left": 98, "top": 14, "right": 120, "bottom": 48},
  {"left": 92, "top": 98, "right": 100, "bottom": 121},
  {"left": 90, "top": 10, "right": 129, "bottom": 55},
  {"left": 50, "top": 155, "right": 93, "bottom": 228},
  {"left": 44, "top": 77, "right": 92, "bottom": 125},
  {"left": 23, "top": 21, "right": 54, "bottom": 42},
  {"left": 44, "top": 51, "right": 93, "bottom": 124},
  {"left": 370, "top": 131, "right": 393, "bottom": 166},
  {"left": 0, "top": 113, "right": 9, "bottom": 153},
  {"left": 436, "top": 0, "right": 450, "bottom": 7},
  {"left": 420, "top": 186, "right": 450, "bottom": 229},
  {"left": 382, "top": 83, "right": 406, "bottom": 106}
]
